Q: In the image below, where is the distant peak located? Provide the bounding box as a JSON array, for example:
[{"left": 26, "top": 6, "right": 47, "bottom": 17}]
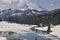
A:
[{"left": 22, "top": 3, "right": 46, "bottom": 11}]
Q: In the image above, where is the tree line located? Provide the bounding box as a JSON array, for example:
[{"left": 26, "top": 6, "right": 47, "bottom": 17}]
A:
[{"left": 0, "top": 9, "right": 60, "bottom": 26}]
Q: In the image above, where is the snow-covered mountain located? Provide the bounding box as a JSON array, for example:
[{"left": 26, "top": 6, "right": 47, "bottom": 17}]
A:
[
  {"left": 22, "top": 3, "right": 46, "bottom": 11},
  {"left": 0, "top": 2, "right": 60, "bottom": 20},
  {"left": 0, "top": 3, "right": 49, "bottom": 20}
]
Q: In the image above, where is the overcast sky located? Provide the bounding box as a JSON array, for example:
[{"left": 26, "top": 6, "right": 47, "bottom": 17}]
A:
[{"left": 0, "top": 0, "right": 60, "bottom": 11}]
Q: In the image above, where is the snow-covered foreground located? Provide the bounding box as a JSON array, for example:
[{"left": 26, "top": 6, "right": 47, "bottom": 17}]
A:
[
  {"left": 50, "top": 25, "right": 60, "bottom": 38},
  {"left": 0, "top": 21, "right": 59, "bottom": 40},
  {"left": 0, "top": 37, "right": 7, "bottom": 40}
]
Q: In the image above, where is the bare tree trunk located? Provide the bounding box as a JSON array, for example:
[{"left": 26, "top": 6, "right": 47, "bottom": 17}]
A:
[{"left": 47, "top": 23, "right": 51, "bottom": 34}]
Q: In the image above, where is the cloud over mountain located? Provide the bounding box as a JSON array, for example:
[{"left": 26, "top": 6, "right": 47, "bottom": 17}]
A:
[
  {"left": 0, "top": 0, "right": 28, "bottom": 10},
  {"left": 0, "top": 0, "right": 28, "bottom": 5}
]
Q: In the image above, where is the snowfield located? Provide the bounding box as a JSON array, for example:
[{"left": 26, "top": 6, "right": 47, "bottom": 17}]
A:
[
  {"left": 0, "top": 37, "right": 7, "bottom": 40},
  {"left": 0, "top": 21, "right": 60, "bottom": 40},
  {"left": 0, "top": 21, "right": 32, "bottom": 33},
  {"left": 50, "top": 25, "right": 60, "bottom": 38}
]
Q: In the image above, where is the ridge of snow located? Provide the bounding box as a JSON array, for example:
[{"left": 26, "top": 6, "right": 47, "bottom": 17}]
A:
[{"left": 19, "top": 8, "right": 28, "bottom": 11}]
